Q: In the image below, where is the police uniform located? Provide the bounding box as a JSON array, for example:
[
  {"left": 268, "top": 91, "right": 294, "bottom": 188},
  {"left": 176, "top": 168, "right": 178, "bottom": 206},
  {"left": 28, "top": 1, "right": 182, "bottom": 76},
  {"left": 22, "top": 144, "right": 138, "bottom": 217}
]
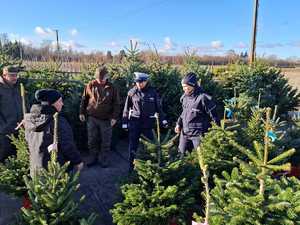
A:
[
  {"left": 177, "top": 73, "right": 220, "bottom": 154},
  {"left": 122, "top": 72, "right": 167, "bottom": 171}
]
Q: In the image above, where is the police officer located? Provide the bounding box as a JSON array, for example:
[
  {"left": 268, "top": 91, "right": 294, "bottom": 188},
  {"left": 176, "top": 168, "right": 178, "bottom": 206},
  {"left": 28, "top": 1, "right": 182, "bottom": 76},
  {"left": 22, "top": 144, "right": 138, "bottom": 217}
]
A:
[
  {"left": 175, "top": 72, "right": 220, "bottom": 157},
  {"left": 122, "top": 72, "right": 168, "bottom": 171}
]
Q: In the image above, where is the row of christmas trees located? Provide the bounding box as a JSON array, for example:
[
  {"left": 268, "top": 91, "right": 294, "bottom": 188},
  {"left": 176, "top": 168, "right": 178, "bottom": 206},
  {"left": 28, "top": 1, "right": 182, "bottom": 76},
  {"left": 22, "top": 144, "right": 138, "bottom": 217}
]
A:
[{"left": 111, "top": 94, "right": 300, "bottom": 224}]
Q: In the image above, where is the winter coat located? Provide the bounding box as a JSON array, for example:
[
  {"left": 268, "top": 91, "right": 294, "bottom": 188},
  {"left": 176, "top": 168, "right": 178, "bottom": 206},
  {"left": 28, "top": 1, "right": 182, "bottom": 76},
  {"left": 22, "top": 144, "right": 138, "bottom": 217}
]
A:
[
  {"left": 24, "top": 104, "right": 82, "bottom": 176},
  {"left": 0, "top": 76, "right": 23, "bottom": 134},
  {"left": 177, "top": 86, "right": 220, "bottom": 136},
  {"left": 80, "top": 80, "right": 120, "bottom": 120},
  {"left": 122, "top": 84, "right": 166, "bottom": 129}
]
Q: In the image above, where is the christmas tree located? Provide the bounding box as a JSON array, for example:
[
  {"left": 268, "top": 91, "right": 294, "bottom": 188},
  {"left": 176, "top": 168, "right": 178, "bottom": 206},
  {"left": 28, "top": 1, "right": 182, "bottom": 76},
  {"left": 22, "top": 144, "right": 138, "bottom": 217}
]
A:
[
  {"left": 111, "top": 114, "right": 200, "bottom": 225},
  {"left": 207, "top": 107, "right": 299, "bottom": 224},
  {"left": 0, "top": 128, "right": 30, "bottom": 197},
  {"left": 20, "top": 113, "right": 96, "bottom": 225},
  {"left": 20, "top": 151, "right": 97, "bottom": 225}
]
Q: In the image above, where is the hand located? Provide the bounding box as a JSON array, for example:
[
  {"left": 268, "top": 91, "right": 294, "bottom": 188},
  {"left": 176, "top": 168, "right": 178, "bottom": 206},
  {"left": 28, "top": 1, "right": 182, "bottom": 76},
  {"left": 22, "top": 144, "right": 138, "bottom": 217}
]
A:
[
  {"left": 75, "top": 162, "right": 84, "bottom": 171},
  {"left": 79, "top": 114, "right": 86, "bottom": 122},
  {"left": 175, "top": 125, "right": 181, "bottom": 134},
  {"left": 47, "top": 143, "right": 58, "bottom": 153},
  {"left": 15, "top": 119, "right": 25, "bottom": 130},
  {"left": 111, "top": 119, "right": 117, "bottom": 127},
  {"left": 162, "top": 120, "right": 168, "bottom": 128}
]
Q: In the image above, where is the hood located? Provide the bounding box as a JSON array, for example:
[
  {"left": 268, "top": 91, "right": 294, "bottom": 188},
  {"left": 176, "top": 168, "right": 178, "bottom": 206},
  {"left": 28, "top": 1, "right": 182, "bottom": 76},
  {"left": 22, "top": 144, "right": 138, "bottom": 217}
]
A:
[{"left": 24, "top": 104, "right": 56, "bottom": 132}]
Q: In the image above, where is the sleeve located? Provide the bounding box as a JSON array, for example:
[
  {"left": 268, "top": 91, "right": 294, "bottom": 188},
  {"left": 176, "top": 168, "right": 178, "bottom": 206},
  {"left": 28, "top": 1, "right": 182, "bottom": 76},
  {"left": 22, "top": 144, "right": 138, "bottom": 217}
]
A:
[
  {"left": 202, "top": 94, "right": 220, "bottom": 126},
  {"left": 59, "top": 118, "right": 82, "bottom": 166},
  {"left": 176, "top": 96, "right": 184, "bottom": 128},
  {"left": 79, "top": 84, "right": 90, "bottom": 115},
  {"left": 112, "top": 87, "right": 121, "bottom": 120},
  {"left": 122, "top": 94, "right": 132, "bottom": 124}
]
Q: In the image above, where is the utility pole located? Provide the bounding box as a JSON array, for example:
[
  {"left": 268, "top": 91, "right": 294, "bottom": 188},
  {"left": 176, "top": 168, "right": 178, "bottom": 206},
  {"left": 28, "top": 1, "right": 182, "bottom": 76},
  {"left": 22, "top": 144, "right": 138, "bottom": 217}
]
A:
[
  {"left": 54, "top": 29, "right": 60, "bottom": 53},
  {"left": 249, "top": 0, "right": 259, "bottom": 64}
]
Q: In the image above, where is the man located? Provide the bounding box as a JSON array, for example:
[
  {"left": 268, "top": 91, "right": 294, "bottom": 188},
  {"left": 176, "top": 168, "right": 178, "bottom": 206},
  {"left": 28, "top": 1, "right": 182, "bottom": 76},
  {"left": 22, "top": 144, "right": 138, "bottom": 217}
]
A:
[
  {"left": 79, "top": 65, "right": 120, "bottom": 167},
  {"left": 122, "top": 72, "right": 168, "bottom": 171},
  {"left": 0, "top": 66, "right": 23, "bottom": 162},
  {"left": 175, "top": 72, "right": 220, "bottom": 157},
  {"left": 24, "top": 89, "right": 83, "bottom": 176}
]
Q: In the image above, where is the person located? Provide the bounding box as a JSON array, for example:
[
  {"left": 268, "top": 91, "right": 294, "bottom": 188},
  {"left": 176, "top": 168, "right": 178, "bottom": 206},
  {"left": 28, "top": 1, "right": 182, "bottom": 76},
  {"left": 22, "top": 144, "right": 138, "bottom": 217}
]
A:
[
  {"left": 79, "top": 65, "right": 120, "bottom": 167},
  {"left": 175, "top": 72, "right": 220, "bottom": 157},
  {"left": 24, "top": 89, "right": 83, "bottom": 177},
  {"left": 122, "top": 72, "right": 168, "bottom": 171},
  {"left": 0, "top": 66, "right": 23, "bottom": 162}
]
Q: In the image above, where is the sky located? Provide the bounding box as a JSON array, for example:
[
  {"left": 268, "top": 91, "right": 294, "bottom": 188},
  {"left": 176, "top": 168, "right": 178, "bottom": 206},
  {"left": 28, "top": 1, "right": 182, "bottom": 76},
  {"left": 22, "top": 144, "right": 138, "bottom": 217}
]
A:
[{"left": 1, "top": 0, "right": 300, "bottom": 59}]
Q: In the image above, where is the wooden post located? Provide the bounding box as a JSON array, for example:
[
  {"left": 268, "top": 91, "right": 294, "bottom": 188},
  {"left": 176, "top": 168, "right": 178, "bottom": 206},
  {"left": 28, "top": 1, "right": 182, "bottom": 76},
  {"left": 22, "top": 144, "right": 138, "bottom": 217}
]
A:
[{"left": 249, "top": 0, "right": 259, "bottom": 64}]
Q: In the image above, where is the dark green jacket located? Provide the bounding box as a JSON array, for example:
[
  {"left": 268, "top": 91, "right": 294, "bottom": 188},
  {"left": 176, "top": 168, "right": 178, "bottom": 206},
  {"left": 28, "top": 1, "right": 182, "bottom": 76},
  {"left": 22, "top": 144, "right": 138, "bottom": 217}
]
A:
[{"left": 0, "top": 76, "right": 23, "bottom": 134}]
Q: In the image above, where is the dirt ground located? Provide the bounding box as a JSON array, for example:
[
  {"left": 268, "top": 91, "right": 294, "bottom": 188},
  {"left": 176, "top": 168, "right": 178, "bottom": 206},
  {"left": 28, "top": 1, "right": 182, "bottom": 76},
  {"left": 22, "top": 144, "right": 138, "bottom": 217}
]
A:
[
  {"left": 0, "top": 139, "right": 129, "bottom": 225},
  {"left": 282, "top": 67, "right": 300, "bottom": 91}
]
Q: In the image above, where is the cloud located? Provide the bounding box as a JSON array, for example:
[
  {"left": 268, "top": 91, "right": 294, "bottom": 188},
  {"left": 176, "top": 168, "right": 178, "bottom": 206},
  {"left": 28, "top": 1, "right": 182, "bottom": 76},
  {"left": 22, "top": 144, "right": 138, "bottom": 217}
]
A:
[
  {"left": 107, "top": 41, "right": 120, "bottom": 48},
  {"left": 20, "top": 38, "right": 33, "bottom": 46},
  {"left": 35, "top": 26, "right": 55, "bottom": 36},
  {"left": 159, "top": 37, "right": 177, "bottom": 53},
  {"left": 288, "top": 41, "right": 300, "bottom": 48},
  {"left": 258, "top": 43, "right": 284, "bottom": 48},
  {"left": 70, "top": 28, "right": 78, "bottom": 36},
  {"left": 211, "top": 40, "right": 224, "bottom": 49},
  {"left": 236, "top": 41, "right": 248, "bottom": 48},
  {"left": 60, "top": 40, "right": 85, "bottom": 49},
  {"left": 8, "top": 33, "right": 33, "bottom": 46}
]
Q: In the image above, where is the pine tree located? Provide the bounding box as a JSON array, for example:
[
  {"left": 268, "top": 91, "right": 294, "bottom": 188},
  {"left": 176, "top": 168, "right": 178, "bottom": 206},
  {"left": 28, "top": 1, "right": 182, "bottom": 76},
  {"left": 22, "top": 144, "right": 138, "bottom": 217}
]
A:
[
  {"left": 208, "top": 107, "right": 299, "bottom": 224},
  {"left": 0, "top": 129, "right": 30, "bottom": 197},
  {"left": 111, "top": 115, "right": 200, "bottom": 225},
  {"left": 138, "top": 113, "right": 179, "bottom": 165},
  {"left": 199, "top": 123, "right": 240, "bottom": 176},
  {"left": 20, "top": 151, "right": 97, "bottom": 225},
  {"left": 20, "top": 113, "right": 96, "bottom": 225}
]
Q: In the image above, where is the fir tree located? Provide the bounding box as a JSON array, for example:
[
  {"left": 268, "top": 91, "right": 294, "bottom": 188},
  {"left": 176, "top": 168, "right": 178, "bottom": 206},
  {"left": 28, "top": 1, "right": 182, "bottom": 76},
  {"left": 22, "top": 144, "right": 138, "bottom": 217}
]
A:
[
  {"left": 20, "top": 151, "right": 97, "bottom": 225},
  {"left": 20, "top": 113, "right": 96, "bottom": 225},
  {"left": 111, "top": 114, "right": 200, "bottom": 225},
  {"left": 208, "top": 107, "right": 299, "bottom": 224},
  {"left": 0, "top": 129, "right": 30, "bottom": 197}
]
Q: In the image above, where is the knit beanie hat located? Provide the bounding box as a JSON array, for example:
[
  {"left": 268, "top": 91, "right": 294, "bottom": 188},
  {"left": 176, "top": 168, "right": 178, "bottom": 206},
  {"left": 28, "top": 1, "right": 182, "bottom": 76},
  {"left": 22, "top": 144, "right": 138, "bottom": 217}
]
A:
[
  {"left": 181, "top": 72, "right": 198, "bottom": 87},
  {"left": 35, "top": 89, "right": 62, "bottom": 105}
]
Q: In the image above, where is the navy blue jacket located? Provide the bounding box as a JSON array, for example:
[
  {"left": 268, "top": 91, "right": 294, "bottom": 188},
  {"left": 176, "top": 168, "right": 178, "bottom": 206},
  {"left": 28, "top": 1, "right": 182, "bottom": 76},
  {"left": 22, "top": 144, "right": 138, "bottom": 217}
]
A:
[
  {"left": 177, "top": 86, "right": 220, "bottom": 136},
  {"left": 122, "top": 84, "right": 166, "bottom": 128}
]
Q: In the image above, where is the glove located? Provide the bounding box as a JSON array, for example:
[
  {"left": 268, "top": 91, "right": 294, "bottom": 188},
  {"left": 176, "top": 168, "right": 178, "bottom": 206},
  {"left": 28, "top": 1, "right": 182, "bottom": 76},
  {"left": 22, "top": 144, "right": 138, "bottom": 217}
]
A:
[
  {"left": 47, "top": 143, "right": 58, "bottom": 153},
  {"left": 79, "top": 114, "right": 86, "bottom": 122},
  {"left": 162, "top": 120, "right": 168, "bottom": 128}
]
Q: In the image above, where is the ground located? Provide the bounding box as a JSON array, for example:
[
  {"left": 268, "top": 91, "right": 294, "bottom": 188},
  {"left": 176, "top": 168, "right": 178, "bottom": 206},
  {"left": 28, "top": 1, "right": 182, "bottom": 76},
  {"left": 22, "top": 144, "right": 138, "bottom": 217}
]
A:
[
  {"left": 0, "top": 139, "right": 129, "bottom": 225},
  {"left": 283, "top": 67, "right": 300, "bottom": 92}
]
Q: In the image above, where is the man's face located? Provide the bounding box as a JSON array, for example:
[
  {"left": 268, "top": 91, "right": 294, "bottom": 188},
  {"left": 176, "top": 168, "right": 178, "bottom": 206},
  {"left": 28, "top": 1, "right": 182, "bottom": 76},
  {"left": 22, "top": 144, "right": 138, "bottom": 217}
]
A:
[
  {"left": 96, "top": 74, "right": 108, "bottom": 85},
  {"left": 136, "top": 80, "right": 147, "bottom": 90},
  {"left": 182, "top": 83, "right": 194, "bottom": 95},
  {"left": 3, "top": 71, "right": 18, "bottom": 85}
]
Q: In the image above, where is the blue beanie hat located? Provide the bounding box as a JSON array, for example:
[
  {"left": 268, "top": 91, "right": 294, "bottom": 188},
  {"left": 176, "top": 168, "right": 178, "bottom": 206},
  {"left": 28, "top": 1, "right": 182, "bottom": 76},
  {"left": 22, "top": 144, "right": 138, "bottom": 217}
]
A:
[
  {"left": 35, "top": 89, "right": 62, "bottom": 105},
  {"left": 181, "top": 72, "right": 198, "bottom": 87},
  {"left": 134, "top": 72, "right": 149, "bottom": 82}
]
